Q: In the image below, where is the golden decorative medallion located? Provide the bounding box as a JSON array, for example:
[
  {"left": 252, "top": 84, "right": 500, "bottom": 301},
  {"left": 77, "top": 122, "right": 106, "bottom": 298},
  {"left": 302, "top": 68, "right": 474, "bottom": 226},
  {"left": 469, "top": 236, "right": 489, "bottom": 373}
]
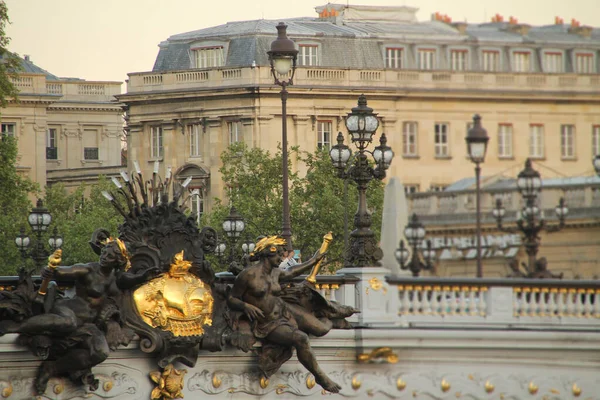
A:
[
  {"left": 572, "top": 383, "right": 582, "bottom": 397},
  {"left": 134, "top": 251, "right": 214, "bottom": 336},
  {"left": 260, "top": 377, "right": 270, "bottom": 389},
  {"left": 351, "top": 376, "right": 361, "bottom": 390},
  {"left": 441, "top": 379, "right": 451, "bottom": 392},
  {"left": 484, "top": 380, "right": 494, "bottom": 393},
  {"left": 150, "top": 364, "right": 187, "bottom": 400},
  {"left": 396, "top": 378, "right": 407, "bottom": 391},
  {"left": 357, "top": 347, "right": 399, "bottom": 364},
  {"left": 306, "top": 375, "right": 316, "bottom": 390}
]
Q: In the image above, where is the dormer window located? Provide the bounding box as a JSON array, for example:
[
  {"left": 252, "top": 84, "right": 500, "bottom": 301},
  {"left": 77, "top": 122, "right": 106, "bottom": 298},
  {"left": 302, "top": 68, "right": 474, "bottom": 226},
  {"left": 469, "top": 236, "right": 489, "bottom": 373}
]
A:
[
  {"left": 482, "top": 50, "right": 501, "bottom": 72},
  {"left": 385, "top": 47, "right": 404, "bottom": 69},
  {"left": 543, "top": 51, "right": 563, "bottom": 73},
  {"left": 575, "top": 52, "right": 595, "bottom": 73},
  {"left": 192, "top": 46, "right": 224, "bottom": 68},
  {"left": 418, "top": 49, "right": 436, "bottom": 70},
  {"left": 450, "top": 49, "right": 468, "bottom": 71},
  {"left": 298, "top": 44, "right": 319, "bottom": 66},
  {"left": 512, "top": 51, "right": 531, "bottom": 72}
]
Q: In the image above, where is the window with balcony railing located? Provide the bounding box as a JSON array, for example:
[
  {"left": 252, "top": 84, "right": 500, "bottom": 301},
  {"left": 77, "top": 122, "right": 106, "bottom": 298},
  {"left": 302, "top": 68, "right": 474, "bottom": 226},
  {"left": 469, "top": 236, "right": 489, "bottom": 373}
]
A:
[{"left": 84, "top": 147, "right": 99, "bottom": 160}]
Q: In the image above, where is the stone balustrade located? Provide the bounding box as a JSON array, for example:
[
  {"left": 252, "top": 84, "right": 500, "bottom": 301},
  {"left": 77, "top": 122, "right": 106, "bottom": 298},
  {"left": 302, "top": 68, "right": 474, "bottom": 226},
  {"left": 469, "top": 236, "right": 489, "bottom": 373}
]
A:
[
  {"left": 126, "top": 66, "right": 600, "bottom": 96},
  {"left": 10, "top": 74, "right": 121, "bottom": 101}
]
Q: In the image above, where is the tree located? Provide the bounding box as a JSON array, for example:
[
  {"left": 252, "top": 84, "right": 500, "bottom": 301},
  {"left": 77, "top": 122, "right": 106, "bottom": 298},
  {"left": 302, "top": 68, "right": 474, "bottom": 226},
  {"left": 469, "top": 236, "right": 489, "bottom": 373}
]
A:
[
  {"left": 0, "top": 0, "right": 20, "bottom": 107},
  {"left": 44, "top": 178, "right": 123, "bottom": 266},
  {"left": 201, "top": 143, "right": 384, "bottom": 272},
  {"left": 0, "top": 136, "right": 39, "bottom": 275}
]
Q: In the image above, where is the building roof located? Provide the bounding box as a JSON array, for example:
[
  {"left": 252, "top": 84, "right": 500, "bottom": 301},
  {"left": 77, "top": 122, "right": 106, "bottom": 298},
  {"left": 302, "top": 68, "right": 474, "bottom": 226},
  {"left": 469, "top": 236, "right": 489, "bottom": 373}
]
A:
[{"left": 19, "top": 55, "right": 59, "bottom": 80}]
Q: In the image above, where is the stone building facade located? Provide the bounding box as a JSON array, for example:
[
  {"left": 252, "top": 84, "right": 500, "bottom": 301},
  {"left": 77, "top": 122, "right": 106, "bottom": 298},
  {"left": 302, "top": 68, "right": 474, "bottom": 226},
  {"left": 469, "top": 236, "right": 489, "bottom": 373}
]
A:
[
  {"left": 1, "top": 55, "right": 123, "bottom": 193},
  {"left": 119, "top": 3, "right": 600, "bottom": 222}
]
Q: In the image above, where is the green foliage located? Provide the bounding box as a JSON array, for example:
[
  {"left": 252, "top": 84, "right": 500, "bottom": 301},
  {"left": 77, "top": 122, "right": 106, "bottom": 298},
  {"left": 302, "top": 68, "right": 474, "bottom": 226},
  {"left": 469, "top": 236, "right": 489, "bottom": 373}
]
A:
[
  {"left": 201, "top": 143, "right": 384, "bottom": 272},
  {"left": 0, "top": 136, "right": 39, "bottom": 275},
  {"left": 0, "top": 1, "right": 21, "bottom": 107},
  {"left": 44, "top": 178, "right": 123, "bottom": 266}
]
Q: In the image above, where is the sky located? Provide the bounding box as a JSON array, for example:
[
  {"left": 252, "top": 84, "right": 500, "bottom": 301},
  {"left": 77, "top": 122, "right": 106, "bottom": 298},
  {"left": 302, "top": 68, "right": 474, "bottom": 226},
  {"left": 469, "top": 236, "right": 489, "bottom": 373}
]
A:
[{"left": 5, "top": 0, "right": 600, "bottom": 90}]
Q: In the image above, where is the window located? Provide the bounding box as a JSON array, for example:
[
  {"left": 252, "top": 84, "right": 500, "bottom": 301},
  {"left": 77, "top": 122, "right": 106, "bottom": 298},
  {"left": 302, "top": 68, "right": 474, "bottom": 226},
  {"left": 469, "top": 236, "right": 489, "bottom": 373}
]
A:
[
  {"left": 228, "top": 121, "right": 242, "bottom": 144},
  {"left": 498, "top": 124, "right": 513, "bottom": 158},
  {"left": 190, "top": 189, "right": 204, "bottom": 225},
  {"left": 193, "top": 46, "right": 224, "bottom": 68},
  {"left": 402, "top": 122, "right": 418, "bottom": 156},
  {"left": 482, "top": 50, "right": 500, "bottom": 72},
  {"left": 513, "top": 52, "right": 531, "bottom": 72},
  {"left": 418, "top": 49, "right": 436, "bottom": 70},
  {"left": 529, "top": 125, "right": 544, "bottom": 158},
  {"left": 151, "top": 126, "right": 163, "bottom": 158},
  {"left": 188, "top": 124, "right": 200, "bottom": 157},
  {"left": 430, "top": 185, "right": 447, "bottom": 192},
  {"left": 317, "top": 120, "right": 332, "bottom": 150},
  {"left": 1, "top": 123, "right": 15, "bottom": 137},
  {"left": 404, "top": 185, "right": 420, "bottom": 194},
  {"left": 385, "top": 47, "right": 403, "bottom": 69},
  {"left": 434, "top": 123, "right": 449, "bottom": 157},
  {"left": 575, "top": 53, "right": 594, "bottom": 73},
  {"left": 298, "top": 45, "right": 319, "bottom": 66},
  {"left": 450, "top": 50, "right": 468, "bottom": 71},
  {"left": 593, "top": 125, "right": 600, "bottom": 156},
  {"left": 83, "top": 128, "right": 99, "bottom": 161},
  {"left": 46, "top": 128, "right": 58, "bottom": 160},
  {"left": 543, "top": 52, "right": 563, "bottom": 73},
  {"left": 560, "top": 124, "right": 575, "bottom": 159}
]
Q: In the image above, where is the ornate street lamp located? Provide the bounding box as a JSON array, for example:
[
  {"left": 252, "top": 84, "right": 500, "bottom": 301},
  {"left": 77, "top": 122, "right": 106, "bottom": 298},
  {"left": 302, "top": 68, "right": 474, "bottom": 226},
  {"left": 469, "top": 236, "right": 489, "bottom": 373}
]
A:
[
  {"left": 329, "top": 95, "right": 394, "bottom": 268},
  {"left": 268, "top": 22, "right": 298, "bottom": 251},
  {"left": 222, "top": 206, "right": 246, "bottom": 264},
  {"left": 493, "top": 159, "right": 568, "bottom": 275},
  {"left": 465, "top": 114, "right": 489, "bottom": 278},
  {"left": 15, "top": 199, "right": 62, "bottom": 272},
  {"left": 395, "top": 213, "right": 435, "bottom": 277},
  {"left": 241, "top": 237, "right": 256, "bottom": 256}
]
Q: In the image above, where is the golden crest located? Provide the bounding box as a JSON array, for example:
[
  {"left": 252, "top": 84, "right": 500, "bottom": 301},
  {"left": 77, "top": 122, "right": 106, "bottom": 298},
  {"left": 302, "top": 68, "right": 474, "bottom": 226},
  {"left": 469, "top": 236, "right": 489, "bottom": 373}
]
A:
[
  {"left": 150, "top": 364, "right": 187, "bottom": 400},
  {"left": 133, "top": 250, "right": 214, "bottom": 336}
]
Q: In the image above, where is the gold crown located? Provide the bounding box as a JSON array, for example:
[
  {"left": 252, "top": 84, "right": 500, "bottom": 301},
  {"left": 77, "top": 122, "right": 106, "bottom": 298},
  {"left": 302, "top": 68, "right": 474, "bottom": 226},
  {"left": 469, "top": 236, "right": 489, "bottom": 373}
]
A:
[
  {"left": 169, "top": 250, "right": 192, "bottom": 277},
  {"left": 252, "top": 236, "right": 286, "bottom": 256}
]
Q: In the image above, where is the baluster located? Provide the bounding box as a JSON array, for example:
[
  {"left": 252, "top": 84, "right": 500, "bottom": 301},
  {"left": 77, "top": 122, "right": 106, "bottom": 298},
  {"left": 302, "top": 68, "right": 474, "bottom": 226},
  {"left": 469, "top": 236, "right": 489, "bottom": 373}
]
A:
[
  {"left": 547, "top": 288, "right": 558, "bottom": 317},
  {"left": 401, "top": 285, "right": 411, "bottom": 315},
  {"left": 595, "top": 289, "right": 600, "bottom": 318},
  {"left": 422, "top": 286, "right": 432, "bottom": 315},
  {"left": 521, "top": 287, "right": 531, "bottom": 317},
  {"left": 320, "top": 284, "right": 328, "bottom": 298},
  {"left": 458, "top": 286, "right": 468, "bottom": 315},
  {"left": 566, "top": 288, "right": 576, "bottom": 317},
  {"left": 557, "top": 288, "right": 566, "bottom": 317},
  {"left": 478, "top": 287, "right": 487, "bottom": 317},
  {"left": 413, "top": 286, "right": 423, "bottom": 314},
  {"left": 531, "top": 288, "right": 541, "bottom": 316},
  {"left": 330, "top": 284, "right": 339, "bottom": 302},
  {"left": 450, "top": 286, "right": 459, "bottom": 315},
  {"left": 513, "top": 288, "right": 522, "bottom": 317},
  {"left": 584, "top": 289, "right": 593, "bottom": 318},
  {"left": 440, "top": 286, "right": 450, "bottom": 316},
  {"left": 575, "top": 289, "right": 584, "bottom": 317},
  {"left": 431, "top": 286, "right": 440, "bottom": 315},
  {"left": 469, "top": 287, "right": 478, "bottom": 316}
]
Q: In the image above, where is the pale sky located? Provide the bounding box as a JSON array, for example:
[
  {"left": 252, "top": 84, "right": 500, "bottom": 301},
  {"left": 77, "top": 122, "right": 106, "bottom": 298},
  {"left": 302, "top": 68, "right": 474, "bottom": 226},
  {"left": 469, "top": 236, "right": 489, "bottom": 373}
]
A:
[{"left": 5, "top": 0, "right": 599, "bottom": 90}]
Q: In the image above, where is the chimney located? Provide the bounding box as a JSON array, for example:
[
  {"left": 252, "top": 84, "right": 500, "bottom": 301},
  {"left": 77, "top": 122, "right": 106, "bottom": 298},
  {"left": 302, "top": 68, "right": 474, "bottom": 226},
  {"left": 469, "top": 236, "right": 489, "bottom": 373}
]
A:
[
  {"left": 554, "top": 16, "right": 564, "bottom": 25},
  {"left": 491, "top": 14, "right": 504, "bottom": 23},
  {"left": 24, "top": 54, "right": 30, "bottom": 62},
  {"left": 568, "top": 19, "right": 592, "bottom": 38}
]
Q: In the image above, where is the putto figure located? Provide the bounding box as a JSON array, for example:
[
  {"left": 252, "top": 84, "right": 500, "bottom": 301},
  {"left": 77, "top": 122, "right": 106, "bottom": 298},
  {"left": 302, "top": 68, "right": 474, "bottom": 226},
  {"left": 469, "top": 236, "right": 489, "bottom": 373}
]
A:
[{"left": 228, "top": 235, "right": 355, "bottom": 393}]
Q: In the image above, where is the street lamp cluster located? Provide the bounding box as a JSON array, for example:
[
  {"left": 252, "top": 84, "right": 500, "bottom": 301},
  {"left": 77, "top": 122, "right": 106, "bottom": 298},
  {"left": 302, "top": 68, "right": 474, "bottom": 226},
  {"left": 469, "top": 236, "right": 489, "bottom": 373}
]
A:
[
  {"left": 394, "top": 213, "right": 436, "bottom": 277},
  {"left": 329, "top": 95, "right": 394, "bottom": 268},
  {"left": 215, "top": 206, "right": 255, "bottom": 268},
  {"left": 14, "top": 199, "right": 63, "bottom": 272},
  {"left": 493, "top": 159, "right": 568, "bottom": 274}
]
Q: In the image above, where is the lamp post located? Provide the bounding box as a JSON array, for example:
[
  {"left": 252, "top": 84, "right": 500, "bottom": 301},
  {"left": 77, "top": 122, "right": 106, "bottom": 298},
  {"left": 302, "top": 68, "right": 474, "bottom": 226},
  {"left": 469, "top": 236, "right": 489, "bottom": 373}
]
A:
[
  {"left": 14, "top": 199, "right": 62, "bottom": 272},
  {"left": 268, "top": 22, "right": 298, "bottom": 251},
  {"left": 222, "top": 206, "right": 246, "bottom": 264},
  {"left": 465, "top": 114, "right": 489, "bottom": 278},
  {"left": 493, "top": 159, "right": 568, "bottom": 274},
  {"left": 329, "top": 95, "right": 394, "bottom": 267},
  {"left": 394, "top": 213, "right": 435, "bottom": 277}
]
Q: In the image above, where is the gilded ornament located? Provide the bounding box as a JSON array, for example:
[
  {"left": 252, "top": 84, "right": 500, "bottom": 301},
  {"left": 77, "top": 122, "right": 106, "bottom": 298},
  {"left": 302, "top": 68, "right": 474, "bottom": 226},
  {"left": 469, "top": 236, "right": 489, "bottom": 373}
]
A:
[
  {"left": 484, "top": 380, "right": 494, "bottom": 393},
  {"left": 306, "top": 232, "right": 333, "bottom": 284},
  {"left": 369, "top": 277, "right": 383, "bottom": 291},
  {"left": 1, "top": 383, "right": 12, "bottom": 398},
  {"left": 275, "top": 384, "right": 287, "bottom": 395},
  {"left": 306, "top": 375, "right": 316, "bottom": 389},
  {"left": 528, "top": 382, "right": 538, "bottom": 395},
  {"left": 351, "top": 376, "right": 361, "bottom": 390},
  {"left": 357, "top": 347, "right": 399, "bottom": 364},
  {"left": 212, "top": 374, "right": 221, "bottom": 389},
  {"left": 260, "top": 377, "right": 270, "bottom": 389},
  {"left": 441, "top": 379, "right": 451, "bottom": 392},
  {"left": 396, "top": 378, "right": 407, "bottom": 391},
  {"left": 103, "top": 381, "right": 113, "bottom": 392},
  {"left": 53, "top": 384, "right": 64, "bottom": 395},
  {"left": 134, "top": 250, "right": 214, "bottom": 336},
  {"left": 150, "top": 364, "right": 187, "bottom": 400},
  {"left": 572, "top": 383, "right": 582, "bottom": 397}
]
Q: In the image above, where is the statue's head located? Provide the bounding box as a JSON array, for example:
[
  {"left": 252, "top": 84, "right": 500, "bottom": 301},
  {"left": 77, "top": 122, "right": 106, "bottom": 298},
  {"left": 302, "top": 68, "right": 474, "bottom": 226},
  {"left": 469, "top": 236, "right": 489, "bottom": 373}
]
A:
[
  {"left": 101, "top": 238, "right": 131, "bottom": 270},
  {"left": 536, "top": 257, "right": 548, "bottom": 270},
  {"left": 248, "top": 236, "right": 286, "bottom": 262}
]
